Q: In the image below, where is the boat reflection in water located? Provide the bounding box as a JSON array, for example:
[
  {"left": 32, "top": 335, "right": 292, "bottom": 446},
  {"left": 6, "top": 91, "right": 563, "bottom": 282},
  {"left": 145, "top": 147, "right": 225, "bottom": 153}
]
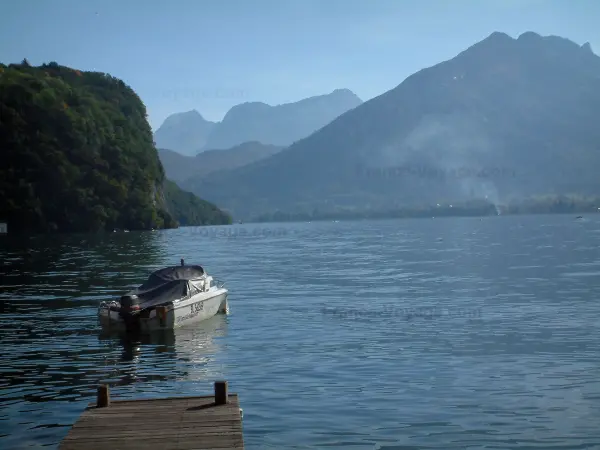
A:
[{"left": 97, "top": 314, "right": 229, "bottom": 388}]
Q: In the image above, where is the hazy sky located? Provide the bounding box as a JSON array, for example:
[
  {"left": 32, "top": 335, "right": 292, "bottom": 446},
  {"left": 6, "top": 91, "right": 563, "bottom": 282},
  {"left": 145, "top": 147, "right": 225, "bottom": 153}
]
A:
[{"left": 1, "top": 0, "right": 598, "bottom": 130}]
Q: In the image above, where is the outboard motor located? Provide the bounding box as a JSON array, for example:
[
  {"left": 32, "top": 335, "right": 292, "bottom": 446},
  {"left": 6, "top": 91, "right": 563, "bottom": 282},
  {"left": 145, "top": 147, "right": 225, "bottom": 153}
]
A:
[{"left": 119, "top": 294, "right": 141, "bottom": 332}]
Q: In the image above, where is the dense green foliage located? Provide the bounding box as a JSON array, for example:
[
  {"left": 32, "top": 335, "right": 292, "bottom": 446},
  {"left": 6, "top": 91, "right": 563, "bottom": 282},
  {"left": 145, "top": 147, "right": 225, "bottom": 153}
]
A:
[
  {"left": 163, "top": 180, "right": 232, "bottom": 226},
  {"left": 0, "top": 61, "right": 230, "bottom": 233}
]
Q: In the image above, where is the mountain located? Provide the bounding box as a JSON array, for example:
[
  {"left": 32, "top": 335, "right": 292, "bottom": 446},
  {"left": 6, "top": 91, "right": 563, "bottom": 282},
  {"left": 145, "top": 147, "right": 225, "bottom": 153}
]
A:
[
  {"left": 202, "top": 88, "right": 363, "bottom": 150},
  {"left": 153, "top": 110, "right": 216, "bottom": 156},
  {"left": 0, "top": 61, "right": 231, "bottom": 233},
  {"left": 162, "top": 180, "right": 231, "bottom": 226},
  {"left": 187, "top": 32, "right": 600, "bottom": 220},
  {"left": 158, "top": 141, "right": 283, "bottom": 183},
  {"left": 154, "top": 89, "right": 362, "bottom": 156}
]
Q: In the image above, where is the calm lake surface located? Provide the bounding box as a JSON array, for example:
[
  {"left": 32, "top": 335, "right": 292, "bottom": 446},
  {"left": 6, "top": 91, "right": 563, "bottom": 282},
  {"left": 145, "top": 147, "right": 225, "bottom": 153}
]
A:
[{"left": 2, "top": 215, "right": 600, "bottom": 449}]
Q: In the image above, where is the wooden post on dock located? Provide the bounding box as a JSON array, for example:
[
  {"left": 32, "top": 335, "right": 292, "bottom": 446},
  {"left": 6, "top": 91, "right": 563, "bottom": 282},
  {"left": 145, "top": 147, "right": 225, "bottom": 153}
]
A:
[
  {"left": 214, "top": 380, "right": 228, "bottom": 405},
  {"left": 60, "top": 380, "right": 244, "bottom": 449},
  {"left": 97, "top": 384, "right": 110, "bottom": 408}
]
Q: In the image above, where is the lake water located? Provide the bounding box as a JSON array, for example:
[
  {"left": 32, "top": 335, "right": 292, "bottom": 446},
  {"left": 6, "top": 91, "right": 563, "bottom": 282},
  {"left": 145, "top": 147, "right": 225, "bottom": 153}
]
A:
[{"left": 1, "top": 215, "right": 600, "bottom": 449}]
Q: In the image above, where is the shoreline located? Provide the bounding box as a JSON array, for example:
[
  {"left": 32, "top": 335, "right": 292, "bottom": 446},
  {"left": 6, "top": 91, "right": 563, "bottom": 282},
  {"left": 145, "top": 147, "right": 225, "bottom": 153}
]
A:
[
  {"left": 1, "top": 207, "right": 597, "bottom": 238},
  {"left": 246, "top": 205, "right": 599, "bottom": 225}
]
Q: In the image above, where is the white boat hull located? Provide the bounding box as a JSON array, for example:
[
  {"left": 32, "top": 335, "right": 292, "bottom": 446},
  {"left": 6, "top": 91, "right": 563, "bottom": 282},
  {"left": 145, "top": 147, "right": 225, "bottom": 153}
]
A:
[{"left": 99, "top": 288, "right": 229, "bottom": 332}]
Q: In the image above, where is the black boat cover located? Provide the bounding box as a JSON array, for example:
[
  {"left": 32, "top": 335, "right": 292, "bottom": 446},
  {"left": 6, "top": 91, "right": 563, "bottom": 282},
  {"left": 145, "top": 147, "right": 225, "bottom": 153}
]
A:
[
  {"left": 122, "top": 265, "right": 205, "bottom": 310},
  {"left": 140, "top": 265, "right": 205, "bottom": 290}
]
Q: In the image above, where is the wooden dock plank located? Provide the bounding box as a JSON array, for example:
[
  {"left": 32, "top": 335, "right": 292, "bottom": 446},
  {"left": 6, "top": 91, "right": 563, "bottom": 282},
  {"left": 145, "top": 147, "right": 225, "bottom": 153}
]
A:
[
  {"left": 59, "top": 381, "right": 244, "bottom": 450},
  {"left": 71, "top": 419, "right": 242, "bottom": 430}
]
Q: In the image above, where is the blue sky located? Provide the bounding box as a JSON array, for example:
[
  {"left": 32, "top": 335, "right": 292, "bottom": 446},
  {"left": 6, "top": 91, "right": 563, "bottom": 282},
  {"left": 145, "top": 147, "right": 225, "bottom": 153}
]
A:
[{"left": 1, "top": 0, "right": 598, "bottom": 130}]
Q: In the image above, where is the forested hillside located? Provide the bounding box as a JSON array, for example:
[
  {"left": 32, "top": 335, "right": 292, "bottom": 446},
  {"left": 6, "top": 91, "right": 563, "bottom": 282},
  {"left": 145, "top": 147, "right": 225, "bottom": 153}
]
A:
[{"left": 0, "top": 60, "right": 231, "bottom": 233}]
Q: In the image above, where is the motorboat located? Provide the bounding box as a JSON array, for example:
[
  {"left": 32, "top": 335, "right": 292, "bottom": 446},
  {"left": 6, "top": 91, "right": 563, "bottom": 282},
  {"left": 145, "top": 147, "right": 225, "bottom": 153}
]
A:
[{"left": 98, "top": 260, "right": 229, "bottom": 332}]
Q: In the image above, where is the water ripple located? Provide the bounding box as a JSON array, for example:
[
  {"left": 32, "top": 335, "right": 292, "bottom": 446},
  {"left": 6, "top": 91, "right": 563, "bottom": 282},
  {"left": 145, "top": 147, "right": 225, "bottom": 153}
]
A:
[{"left": 1, "top": 216, "right": 600, "bottom": 449}]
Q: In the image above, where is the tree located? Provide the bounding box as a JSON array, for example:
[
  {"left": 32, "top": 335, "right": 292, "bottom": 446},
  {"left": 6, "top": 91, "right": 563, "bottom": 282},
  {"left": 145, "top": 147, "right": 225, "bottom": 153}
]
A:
[{"left": 0, "top": 61, "right": 232, "bottom": 233}]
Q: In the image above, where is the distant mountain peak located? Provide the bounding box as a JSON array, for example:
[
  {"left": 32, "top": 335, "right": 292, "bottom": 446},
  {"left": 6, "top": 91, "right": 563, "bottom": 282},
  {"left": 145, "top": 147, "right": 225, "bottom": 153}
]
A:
[
  {"left": 303, "top": 88, "right": 362, "bottom": 102},
  {"left": 154, "top": 109, "right": 216, "bottom": 156},
  {"left": 515, "top": 31, "right": 596, "bottom": 56},
  {"left": 328, "top": 87, "right": 358, "bottom": 95},
  {"left": 454, "top": 30, "right": 600, "bottom": 68},
  {"left": 487, "top": 31, "right": 514, "bottom": 42},
  {"left": 168, "top": 109, "right": 204, "bottom": 120},
  {"left": 517, "top": 31, "right": 541, "bottom": 41},
  {"left": 153, "top": 88, "right": 362, "bottom": 155},
  {"left": 477, "top": 30, "right": 590, "bottom": 51},
  {"left": 201, "top": 88, "right": 363, "bottom": 150},
  {"left": 332, "top": 88, "right": 355, "bottom": 94},
  {"left": 224, "top": 89, "right": 361, "bottom": 114},
  {"left": 221, "top": 101, "right": 271, "bottom": 121},
  {"left": 582, "top": 42, "right": 594, "bottom": 54}
]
